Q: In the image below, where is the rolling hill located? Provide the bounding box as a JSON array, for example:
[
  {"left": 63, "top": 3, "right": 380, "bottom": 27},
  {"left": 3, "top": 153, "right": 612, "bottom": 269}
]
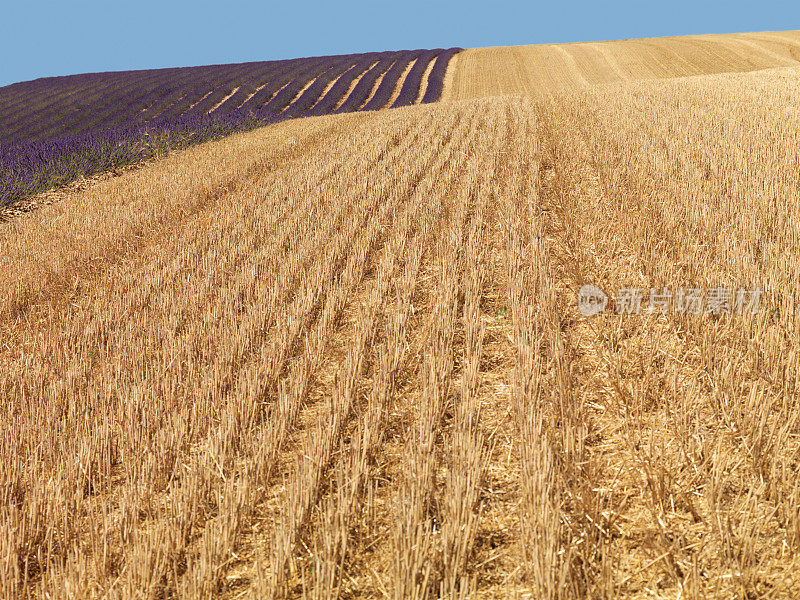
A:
[
  {"left": 445, "top": 30, "right": 800, "bottom": 97},
  {"left": 2, "top": 30, "right": 800, "bottom": 600}
]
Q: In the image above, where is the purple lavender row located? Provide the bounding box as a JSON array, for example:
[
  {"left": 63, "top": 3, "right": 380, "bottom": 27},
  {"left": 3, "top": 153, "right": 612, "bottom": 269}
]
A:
[
  {"left": 305, "top": 53, "right": 382, "bottom": 117},
  {"left": 390, "top": 50, "right": 440, "bottom": 108},
  {"left": 236, "top": 57, "right": 329, "bottom": 112},
  {"left": 2, "top": 68, "right": 201, "bottom": 145},
  {"left": 183, "top": 63, "right": 267, "bottom": 115},
  {"left": 1, "top": 74, "right": 151, "bottom": 142},
  {"left": 134, "top": 62, "right": 283, "bottom": 121},
  {"left": 281, "top": 55, "right": 367, "bottom": 119},
  {"left": 1, "top": 68, "right": 176, "bottom": 143},
  {"left": 421, "top": 48, "right": 461, "bottom": 103},
  {"left": 96, "top": 62, "right": 259, "bottom": 126},
  {"left": 112, "top": 66, "right": 234, "bottom": 124},
  {"left": 209, "top": 61, "right": 285, "bottom": 115},
  {"left": 333, "top": 52, "right": 397, "bottom": 113},
  {"left": 1, "top": 59, "right": 287, "bottom": 143},
  {"left": 38, "top": 69, "right": 202, "bottom": 141},
  {"left": 258, "top": 58, "right": 341, "bottom": 116},
  {"left": 76, "top": 61, "right": 266, "bottom": 132},
  {"left": 226, "top": 64, "right": 298, "bottom": 112},
  {"left": 360, "top": 50, "right": 423, "bottom": 111},
  {"left": 0, "top": 77, "right": 100, "bottom": 123},
  {"left": 134, "top": 66, "right": 250, "bottom": 121},
  {"left": 0, "top": 71, "right": 125, "bottom": 122}
]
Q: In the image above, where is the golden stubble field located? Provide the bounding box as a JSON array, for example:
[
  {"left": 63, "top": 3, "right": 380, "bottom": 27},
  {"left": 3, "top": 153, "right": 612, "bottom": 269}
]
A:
[
  {"left": 443, "top": 30, "right": 800, "bottom": 98},
  {"left": 2, "top": 31, "right": 800, "bottom": 600}
]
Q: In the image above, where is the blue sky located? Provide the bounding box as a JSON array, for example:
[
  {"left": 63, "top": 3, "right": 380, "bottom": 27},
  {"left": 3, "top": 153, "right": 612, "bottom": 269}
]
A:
[{"left": 1, "top": 0, "right": 799, "bottom": 87}]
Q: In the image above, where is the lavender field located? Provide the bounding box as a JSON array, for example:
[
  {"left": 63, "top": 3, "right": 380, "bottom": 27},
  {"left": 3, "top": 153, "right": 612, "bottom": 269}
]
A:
[{"left": 0, "top": 48, "right": 460, "bottom": 209}]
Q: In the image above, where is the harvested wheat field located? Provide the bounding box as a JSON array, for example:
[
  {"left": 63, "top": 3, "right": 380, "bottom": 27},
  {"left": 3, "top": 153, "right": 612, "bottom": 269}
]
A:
[
  {"left": 3, "top": 30, "right": 800, "bottom": 600},
  {"left": 444, "top": 30, "right": 800, "bottom": 98}
]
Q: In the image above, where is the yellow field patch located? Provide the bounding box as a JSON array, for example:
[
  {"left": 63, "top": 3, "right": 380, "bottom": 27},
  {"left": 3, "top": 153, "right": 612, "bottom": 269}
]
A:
[{"left": 444, "top": 30, "right": 800, "bottom": 98}]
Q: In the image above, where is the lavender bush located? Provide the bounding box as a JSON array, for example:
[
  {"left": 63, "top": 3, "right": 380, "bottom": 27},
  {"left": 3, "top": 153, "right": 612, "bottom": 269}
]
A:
[
  {"left": 333, "top": 53, "right": 397, "bottom": 114},
  {"left": 361, "top": 51, "right": 422, "bottom": 111},
  {"left": 421, "top": 48, "right": 461, "bottom": 104},
  {"left": 390, "top": 50, "right": 440, "bottom": 108}
]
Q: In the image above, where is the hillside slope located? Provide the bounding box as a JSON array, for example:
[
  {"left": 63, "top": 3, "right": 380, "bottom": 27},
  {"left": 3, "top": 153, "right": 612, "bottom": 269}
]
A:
[
  {"left": 3, "top": 62, "right": 800, "bottom": 598},
  {"left": 0, "top": 48, "right": 459, "bottom": 209},
  {"left": 0, "top": 48, "right": 459, "bottom": 145},
  {"left": 444, "top": 30, "right": 800, "bottom": 97}
]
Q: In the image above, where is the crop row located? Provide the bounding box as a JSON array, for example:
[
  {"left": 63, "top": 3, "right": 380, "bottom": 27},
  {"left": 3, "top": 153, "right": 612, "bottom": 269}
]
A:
[
  {"left": 0, "top": 49, "right": 459, "bottom": 146},
  {"left": 0, "top": 47, "right": 460, "bottom": 208}
]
